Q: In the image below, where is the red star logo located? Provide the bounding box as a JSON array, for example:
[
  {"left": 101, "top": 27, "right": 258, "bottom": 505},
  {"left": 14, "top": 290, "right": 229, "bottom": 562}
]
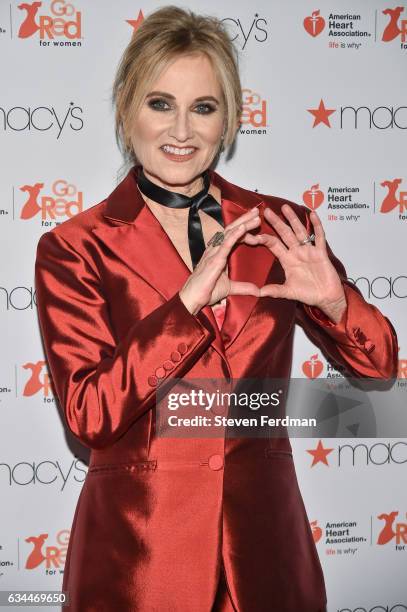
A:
[
  {"left": 307, "top": 99, "right": 336, "bottom": 127},
  {"left": 306, "top": 440, "right": 334, "bottom": 466},
  {"left": 126, "top": 9, "right": 144, "bottom": 32}
]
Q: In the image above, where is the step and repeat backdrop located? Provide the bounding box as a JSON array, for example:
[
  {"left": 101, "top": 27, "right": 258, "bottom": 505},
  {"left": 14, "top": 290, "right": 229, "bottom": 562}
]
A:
[{"left": 0, "top": 1, "right": 406, "bottom": 610}]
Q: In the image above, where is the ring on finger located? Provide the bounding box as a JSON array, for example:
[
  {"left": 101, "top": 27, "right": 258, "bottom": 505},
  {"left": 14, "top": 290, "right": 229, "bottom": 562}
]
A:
[{"left": 298, "top": 233, "right": 315, "bottom": 246}]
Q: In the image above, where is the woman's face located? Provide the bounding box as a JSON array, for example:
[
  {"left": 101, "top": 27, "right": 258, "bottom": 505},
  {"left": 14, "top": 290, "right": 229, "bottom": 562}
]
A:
[{"left": 130, "top": 53, "right": 226, "bottom": 195}]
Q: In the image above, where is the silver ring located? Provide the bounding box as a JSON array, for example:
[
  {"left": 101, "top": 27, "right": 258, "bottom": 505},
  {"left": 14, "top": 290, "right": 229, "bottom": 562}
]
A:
[
  {"left": 299, "top": 233, "right": 315, "bottom": 246},
  {"left": 207, "top": 231, "right": 225, "bottom": 247}
]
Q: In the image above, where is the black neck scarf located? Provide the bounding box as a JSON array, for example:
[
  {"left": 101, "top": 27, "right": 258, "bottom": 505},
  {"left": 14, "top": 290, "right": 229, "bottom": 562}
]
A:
[{"left": 137, "top": 168, "right": 224, "bottom": 270}]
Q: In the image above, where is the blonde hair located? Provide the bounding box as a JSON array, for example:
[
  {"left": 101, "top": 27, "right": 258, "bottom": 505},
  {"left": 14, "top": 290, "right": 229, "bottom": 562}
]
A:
[{"left": 111, "top": 5, "right": 242, "bottom": 169}]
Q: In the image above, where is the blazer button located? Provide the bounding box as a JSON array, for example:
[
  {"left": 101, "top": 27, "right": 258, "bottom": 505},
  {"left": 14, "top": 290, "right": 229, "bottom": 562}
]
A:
[
  {"left": 155, "top": 366, "right": 166, "bottom": 378},
  {"left": 171, "top": 350, "right": 182, "bottom": 362},
  {"left": 148, "top": 375, "right": 158, "bottom": 387},
  {"left": 163, "top": 360, "right": 175, "bottom": 371},
  {"left": 178, "top": 342, "right": 188, "bottom": 355},
  {"left": 208, "top": 454, "right": 224, "bottom": 470}
]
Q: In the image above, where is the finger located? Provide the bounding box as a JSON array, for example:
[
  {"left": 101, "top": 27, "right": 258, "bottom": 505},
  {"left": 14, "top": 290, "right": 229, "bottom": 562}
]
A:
[
  {"left": 224, "top": 206, "right": 260, "bottom": 232},
  {"left": 206, "top": 215, "right": 260, "bottom": 251},
  {"left": 203, "top": 217, "right": 262, "bottom": 271},
  {"left": 236, "top": 214, "right": 261, "bottom": 233},
  {"left": 263, "top": 206, "right": 299, "bottom": 248},
  {"left": 203, "top": 222, "right": 246, "bottom": 262},
  {"left": 203, "top": 223, "right": 248, "bottom": 273},
  {"left": 255, "top": 233, "right": 288, "bottom": 261},
  {"left": 192, "top": 225, "right": 251, "bottom": 291},
  {"left": 229, "top": 280, "right": 261, "bottom": 297},
  {"left": 308, "top": 209, "right": 326, "bottom": 251},
  {"left": 243, "top": 232, "right": 265, "bottom": 246},
  {"left": 209, "top": 220, "right": 252, "bottom": 256},
  {"left": 279, "top": 204, "right": 311, "bottom": 245},
  {"left": 219, "top": 223, "right": 249, "bottom": 254},
  {"left": 259, "top": 283, "right": 291, "bottom": 299}
]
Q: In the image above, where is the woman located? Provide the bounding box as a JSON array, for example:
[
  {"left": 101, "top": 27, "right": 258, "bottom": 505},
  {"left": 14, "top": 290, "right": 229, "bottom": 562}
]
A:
[{"left": 34, "top": 6, "right": 398, "bottom": 612}]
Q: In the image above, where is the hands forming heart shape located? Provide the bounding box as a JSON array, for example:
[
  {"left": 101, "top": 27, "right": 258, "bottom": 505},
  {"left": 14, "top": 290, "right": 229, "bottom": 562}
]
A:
[
  {"left": 179, "top": 203, "right": 347, "bottom": 323},
  {"left": 257, "top": 205, "right": 346, "bottom": 311}
]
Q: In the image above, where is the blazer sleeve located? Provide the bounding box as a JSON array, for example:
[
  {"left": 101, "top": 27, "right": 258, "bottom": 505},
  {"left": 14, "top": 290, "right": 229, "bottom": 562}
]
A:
[
  {"left": 295, "top": 207, "right": 399, "bottom": 379},
  {"left": 34, "top": 230, "right": 215, "bottom": 450}
]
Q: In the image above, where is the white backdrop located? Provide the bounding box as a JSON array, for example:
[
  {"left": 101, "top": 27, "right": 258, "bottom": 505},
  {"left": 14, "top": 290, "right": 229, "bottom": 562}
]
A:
[{"left": 0, "top": 1, "right": 406, "bottom": 610}]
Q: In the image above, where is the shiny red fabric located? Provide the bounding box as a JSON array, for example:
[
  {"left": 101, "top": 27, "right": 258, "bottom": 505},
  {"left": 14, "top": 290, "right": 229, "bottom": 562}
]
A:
[
  {"left": 212, "top": 301, "right": 227, "bottom": 330},
  {"left": 34, "top": 166, "right": 398, "bottom": 611}
]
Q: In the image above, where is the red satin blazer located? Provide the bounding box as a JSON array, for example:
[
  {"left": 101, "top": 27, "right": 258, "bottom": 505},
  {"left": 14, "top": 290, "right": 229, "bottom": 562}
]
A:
[{"left": 34, "top": 165, "right": 398, "bottom": 612}]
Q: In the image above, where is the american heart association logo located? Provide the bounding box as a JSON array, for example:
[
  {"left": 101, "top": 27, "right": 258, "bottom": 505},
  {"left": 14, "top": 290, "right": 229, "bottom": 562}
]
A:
[{"left": 303, "top": 10, "right": 326, "bottom": 38}]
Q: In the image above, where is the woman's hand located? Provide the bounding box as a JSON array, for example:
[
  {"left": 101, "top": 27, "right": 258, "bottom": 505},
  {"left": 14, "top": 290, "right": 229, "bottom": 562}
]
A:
[
  {"left": 179, "top": 207, "right": 263, "bottom": 315},
  {"left": 258, "top": 204, "right": 346, "bottom": 317}
]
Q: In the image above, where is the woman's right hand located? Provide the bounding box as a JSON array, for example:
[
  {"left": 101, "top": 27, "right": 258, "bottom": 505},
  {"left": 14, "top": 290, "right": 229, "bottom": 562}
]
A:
[{"left": 179, "top": 207, "right": 263, "bottom": 315}]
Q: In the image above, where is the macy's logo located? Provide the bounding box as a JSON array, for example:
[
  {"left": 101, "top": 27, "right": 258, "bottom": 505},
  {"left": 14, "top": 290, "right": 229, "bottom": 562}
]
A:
[
  {"left": 126, "top": 9, "right": 144, "bottom": 33},
  {"left": 20, "top": 179, "right": 83, "bottom": 221},
  {"left": 307, "top": 441, "right": 407, "bottom": 468},
  {"left": 307, "top": 98, "right": 407, "bottom": 129},
  {"left": 25, "top": 530, "right": 69, "bottom": 570},
  {"left": 17, "top": 1, "right": 82, "bottom": 40}
]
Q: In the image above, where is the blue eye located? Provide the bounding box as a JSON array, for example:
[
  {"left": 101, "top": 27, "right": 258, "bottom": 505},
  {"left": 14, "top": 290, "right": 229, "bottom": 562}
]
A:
[
  {"left": 195, "top": 103, "right": 216, "bottom": 114},
  {"left": 147, "top": 98, "right": 216, "bottom": 114},
  {"left": 148, "top": 98, "right": 171, "bottom": 111}
]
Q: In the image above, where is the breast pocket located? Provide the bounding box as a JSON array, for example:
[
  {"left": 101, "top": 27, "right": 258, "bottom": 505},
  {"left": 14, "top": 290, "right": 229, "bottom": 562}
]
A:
[{"left": 87, "top": 460, "right": 158, "bottom": 476}]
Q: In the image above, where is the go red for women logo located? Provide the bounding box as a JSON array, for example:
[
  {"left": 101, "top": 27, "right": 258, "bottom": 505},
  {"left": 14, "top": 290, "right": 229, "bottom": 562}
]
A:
[
  {"left": 377, "top": 511, "right": 407, "bottom": 548},
  {"left": 17, "top": 1, "right": 82, "bottom": 42},
  {"left": 19, "top": 179, "right": 83, "bottom": 224},
  {"left": 25, "top": 530, "right": 69, "bottom": 571},
  {"left": 399, "top": 352, "right": 407, "bottom": 378},
  {"left": 240, "top": 88, "right": 268, "bottom": 133},
  {"left": 382, "top": 6, "right": 407, "bottom": 42},
  {"left": 22, "top": 360, "right": 53, "bottom": 399},
  {"left": 380, "top": 178, "right": 407, "bottom": 214}
]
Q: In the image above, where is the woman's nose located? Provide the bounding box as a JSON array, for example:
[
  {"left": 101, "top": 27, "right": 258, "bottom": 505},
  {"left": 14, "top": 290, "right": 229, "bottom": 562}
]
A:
[{"left": 168, "top": 110, "right": 193, "bottom": 142}]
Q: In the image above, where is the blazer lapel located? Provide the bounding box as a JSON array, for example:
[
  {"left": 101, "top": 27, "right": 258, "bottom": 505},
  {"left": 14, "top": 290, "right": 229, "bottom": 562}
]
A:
[
  {"left": 91, "top": 166, "right": 277, "bottom": 360},
  {"left": 209, "top": 171, "right": 277, "bottom": 350}
]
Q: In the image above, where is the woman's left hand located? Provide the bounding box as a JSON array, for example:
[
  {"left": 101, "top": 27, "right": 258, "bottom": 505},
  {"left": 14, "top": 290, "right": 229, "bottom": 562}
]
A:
[{"left": 257, "top": 204, "right": 346, "bottom": 319}]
